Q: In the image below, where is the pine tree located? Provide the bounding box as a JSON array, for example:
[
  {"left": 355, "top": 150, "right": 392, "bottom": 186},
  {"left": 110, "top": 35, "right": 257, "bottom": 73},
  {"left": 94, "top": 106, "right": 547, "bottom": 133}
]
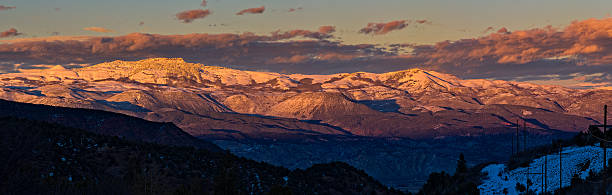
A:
[{"left": 456, "top": 153, "right": 468, "bottom": 174}]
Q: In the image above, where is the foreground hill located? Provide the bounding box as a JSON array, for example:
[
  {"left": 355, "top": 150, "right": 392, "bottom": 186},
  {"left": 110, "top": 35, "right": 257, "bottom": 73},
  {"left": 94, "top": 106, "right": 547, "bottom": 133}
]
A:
[
  {"left": 0, "top": 58, "right": 607, "bottom": 139},
  {"left": 0, "top": 99, "right": 221, "bottom": 152},
  {"left": 0, "top": 116, "right": 401, "bottom": 195}
]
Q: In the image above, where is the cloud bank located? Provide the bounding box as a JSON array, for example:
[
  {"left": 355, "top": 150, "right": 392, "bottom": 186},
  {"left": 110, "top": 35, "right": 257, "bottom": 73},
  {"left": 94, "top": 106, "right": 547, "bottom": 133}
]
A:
[
  {"left": 410, "top": 18, "right": 612, "bottom": 66},
  {"left": 0, "top": 18, "right": 611, "bottom": 88}
]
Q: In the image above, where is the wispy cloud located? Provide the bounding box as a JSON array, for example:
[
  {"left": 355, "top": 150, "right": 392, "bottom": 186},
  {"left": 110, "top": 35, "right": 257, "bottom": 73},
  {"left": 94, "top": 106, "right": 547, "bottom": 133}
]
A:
[
  {"left": 83, "top": 27, "right": 113, "bottom": 33},
  {"left": 359, "top": 20, "right": 410, "bottom": 35},
  {"left": 415, "top": 19, "right": 431, "bottom": 24},
  {"left": 236, "top": 6, "right": 265, "bottom": 15},
  {"left": 0, "top": 5, "right": 16, "bottom": 11},
  {"left": 482, "top": 26, "right": 495, "bottom": 33},
  {"left": 176, "top": 9, "right": 211, "bottom": 23},
  {"left": 270, "top": 25, "right": 336, "bottom": 40},
  {"left": 288, "top": 7, "right": 303, "bottom": 12}
]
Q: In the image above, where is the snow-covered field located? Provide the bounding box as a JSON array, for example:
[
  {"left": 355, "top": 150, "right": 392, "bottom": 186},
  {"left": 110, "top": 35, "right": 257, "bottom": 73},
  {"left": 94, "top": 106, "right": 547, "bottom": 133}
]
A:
[{"left": 479, "top": 145, "right": 612, "bottom": 194}]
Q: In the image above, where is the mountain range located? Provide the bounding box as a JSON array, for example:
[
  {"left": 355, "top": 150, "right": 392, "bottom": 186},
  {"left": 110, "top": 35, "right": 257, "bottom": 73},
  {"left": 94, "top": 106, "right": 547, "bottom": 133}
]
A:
[
  {"left": 1, "top": 58, "right": 608, "bottom": 139},
  {"left": 1, "top": 57, "right": 609, "bottom": 191}
]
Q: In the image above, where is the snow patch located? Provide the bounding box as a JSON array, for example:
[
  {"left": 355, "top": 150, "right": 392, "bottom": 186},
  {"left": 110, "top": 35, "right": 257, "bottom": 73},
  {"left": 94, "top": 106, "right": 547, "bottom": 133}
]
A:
[{"left": 479, "top": 145, "right": 612, "bottom": 194}]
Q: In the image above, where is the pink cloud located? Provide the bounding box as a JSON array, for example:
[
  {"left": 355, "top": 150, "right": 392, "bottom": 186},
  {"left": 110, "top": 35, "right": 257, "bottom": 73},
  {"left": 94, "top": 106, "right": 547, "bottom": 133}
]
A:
[
  {"left": 236, "top": 6, "right": 265, "bottom": 15},
  {"left": 288, "top": 7, "right": 303, "bottom": 12},
  {"left": 176, "top": 9, "right": 211, "bottom": 23},
  {"left": 0, "top": 5, "right": 15, "bottom": 11},
  {"left": 0, "top": 28, "right": 21, "bottom": 38},
  {"left": 415, "top": 19, "right": 431, "bottom": 24},
  {"left": 83, "top": 27, "right": 113, "bottom": 33},
  {"left": 482, "top": 26, "right": 495, "bottom": 33},
  {"left": 409, "top": 18, "right": 612, "bottom": 65},
  {"left": 318, "top": 26, "right": 336, "bottom": 34},
  {"left": 497, "top": 27, "right": 509, "bottom": 34},
  {"left": 316, "top": 53, "right": 359, "bottom": 61},
  {"left": 268, "top": 55, "right": 310, "bottom": 64},
  {"left": 359, "top": 20, "right": 410, "bottom": 35},
  {"left": 270, "top": 26, "right": 336, "bottom": 40}
]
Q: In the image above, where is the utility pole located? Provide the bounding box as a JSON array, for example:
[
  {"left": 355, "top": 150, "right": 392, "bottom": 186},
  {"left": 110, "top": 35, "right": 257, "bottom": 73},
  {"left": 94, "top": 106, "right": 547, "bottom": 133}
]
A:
[
  {"left": 517, "top": 120, "right": 520, "bottom": 153},
  {"left": 526, "top": 166, "right": 543, "bottom": 193},
  {"left": 604, "top": 104, "right": 607, "bottom": 171},
  {"left": 524, "top": 120, "right": 527, "bottom": 151},
  {"left": 526, "top": 165, "right": 530, "bottom": 191},
  {"left": 559, "top": 146, "right": 565, "bottom": 189},
  {"left": 542, "top": 163, "right": 545, "bottom": 193},
  {"left": 544, "top": 154, "right": 548, "bottom": 192}
]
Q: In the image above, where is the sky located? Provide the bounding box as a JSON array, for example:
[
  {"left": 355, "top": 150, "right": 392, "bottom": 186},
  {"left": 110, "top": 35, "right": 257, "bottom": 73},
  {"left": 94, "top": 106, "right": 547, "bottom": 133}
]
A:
[{"left": 1, "top": 0, "right": 611, "bottom": 88}]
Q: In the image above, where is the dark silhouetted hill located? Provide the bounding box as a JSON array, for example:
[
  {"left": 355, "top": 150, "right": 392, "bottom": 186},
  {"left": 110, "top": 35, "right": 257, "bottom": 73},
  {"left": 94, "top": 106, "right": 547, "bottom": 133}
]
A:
[
  {"left": 0, "top": 117, "right": 402, "bottom": 194},
  {"left": 0, "top": 99, "right": 221, "bottom": 152}
]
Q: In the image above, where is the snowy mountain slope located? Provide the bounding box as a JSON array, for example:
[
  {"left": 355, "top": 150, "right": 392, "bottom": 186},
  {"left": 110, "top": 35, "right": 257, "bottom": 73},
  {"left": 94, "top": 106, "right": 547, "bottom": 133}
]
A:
[
  {"left": 479, "top": 145, "right": 612, "bottom": 194},
  {"left": 0, "top": 58, "right": 609, "bottom": 138}
]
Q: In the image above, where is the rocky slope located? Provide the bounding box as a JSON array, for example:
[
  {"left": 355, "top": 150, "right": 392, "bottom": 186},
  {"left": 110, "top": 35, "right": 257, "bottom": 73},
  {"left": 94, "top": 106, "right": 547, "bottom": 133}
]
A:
[{"left": 0, "top": 58, "right": 608, "bottom": 139}]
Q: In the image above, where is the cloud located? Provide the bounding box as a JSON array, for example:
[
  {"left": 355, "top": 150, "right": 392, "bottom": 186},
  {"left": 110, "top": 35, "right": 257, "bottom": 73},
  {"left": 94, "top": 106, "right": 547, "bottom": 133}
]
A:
[
  {"left": 415, "top": 19, "right": 431, "bottom": 24},
  {"left": 288, "top": 7, "right": 303, "bottom": 12},
  {"left": 0, "top": 28, "right": 21, "bottom": 38},
  {"left": 270, "top": 26, "right": 336, "bottom": 40},
  {"left": 236, "top": 6, "right": 265, "bottom": 15},
  {"left": 318, "top": 26, "right": 336, "bottom": 34},
  {"left": 482, "top": 26, "right": 495, "bottom": 33},
  {"left": 316, "top": 53, "right": 360, "bottom": 61},
  {"left": 266, "top": 52, "right": 361, "bottom": 64},
  {"left": 496, "top": 27, "right": 509, "bottom": 34},
  {"left": 201, "top": 0, "right": 207, "bottom": 7},
  {"left": 0, "top": 5, "right": 16, "bottom": 11},
  {"left": 409, "top": 18, "right": 612, "bottom": 66},
  {"left": 176, "top": 9, "right": 211, "bottom": 23},
  {"left": 0, "top": 26, "right": 360, "bottom": 68},
  {"left": 359, "top": 20, "right": 410, "bottom": 35},
  {"left": 268, "top": 55, "right": 310, "bottom": 64},
  {"left": 83, "top": 27, "right": 113, "bottom": 33}
]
